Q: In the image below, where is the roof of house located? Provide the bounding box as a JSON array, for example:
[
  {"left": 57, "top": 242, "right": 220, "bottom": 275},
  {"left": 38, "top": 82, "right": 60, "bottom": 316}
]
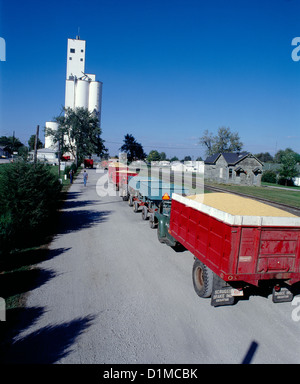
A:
[{"left": 204, "top": 152, "right": 263, "bottom": 166}]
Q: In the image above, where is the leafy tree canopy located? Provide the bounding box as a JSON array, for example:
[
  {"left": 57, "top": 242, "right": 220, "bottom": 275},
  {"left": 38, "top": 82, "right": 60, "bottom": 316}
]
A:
[
  {"left": 45, "top": 107, "right": 107, "bottom": 164},
  {"left": 28, "top": 134, "right": 43, "bottom": 151},
  {"left": 278, "top": 153, "right": 299, "bottom": 184},
  {"left": 274, "top": 148, "right": 300, "bottom": 164},
  {"left": 119, "top": 134, "right": 146, "bottom": 162},
  {"left": 0, "top": 135, "right": 24, "bottom": 154},
  {"left": 199, "top": 127, "right": 243, "bottom": 157}
]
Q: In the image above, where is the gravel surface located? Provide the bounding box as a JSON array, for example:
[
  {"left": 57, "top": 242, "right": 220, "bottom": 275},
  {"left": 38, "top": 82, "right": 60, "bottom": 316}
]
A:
[{"left": 4, "top": 168, "right": 300, "bottom": 364}]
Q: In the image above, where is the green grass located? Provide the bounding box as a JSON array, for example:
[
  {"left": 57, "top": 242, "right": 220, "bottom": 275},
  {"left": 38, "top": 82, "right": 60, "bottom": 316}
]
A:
[
  {"left": 261, "top": 182, "right": 300, "bottom": 189},
  {"left": 49, "top": 164, "right": 82, "bottom": 191},
  {"left": 205, "top": 182, "right": 300, "bottom": 208}
]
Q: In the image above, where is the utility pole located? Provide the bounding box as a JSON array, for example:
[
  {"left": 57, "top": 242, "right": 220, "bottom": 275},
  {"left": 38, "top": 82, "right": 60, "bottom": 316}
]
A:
[
  {"left": 33, "top": 125, "right": 39, "bottom": 165},
  {"left": 58, "top": 137, "right": 61, "bottom": 177}
]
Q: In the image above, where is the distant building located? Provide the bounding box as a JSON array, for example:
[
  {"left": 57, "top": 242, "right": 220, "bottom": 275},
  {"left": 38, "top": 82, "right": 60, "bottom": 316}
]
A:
[
  {"left": 29, "top": 148, "right": 58, "bottom": 165},
  {"left": 204, "top": 152, "right": 263, "bottom": 186}
]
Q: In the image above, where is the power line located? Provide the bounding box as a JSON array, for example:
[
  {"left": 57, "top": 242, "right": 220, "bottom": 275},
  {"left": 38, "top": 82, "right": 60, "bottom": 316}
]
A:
[{"left": 104, "top": 140, "right": 202, "bottom": 151}]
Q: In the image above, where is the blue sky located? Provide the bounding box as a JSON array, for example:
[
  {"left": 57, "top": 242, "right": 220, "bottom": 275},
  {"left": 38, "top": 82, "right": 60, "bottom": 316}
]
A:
[{"left": 0, "top": 0, "right": 300, "bottom": 160}]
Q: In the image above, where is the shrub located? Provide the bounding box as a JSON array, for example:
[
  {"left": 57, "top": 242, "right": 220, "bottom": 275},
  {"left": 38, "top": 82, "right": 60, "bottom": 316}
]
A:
[
  {"left": 277, "top": 177, "right": 295, "bottom": 186},
  {"left": 261, "top": 170, "right": 277, "bottom": 184},
  {"left": 0, "top": 161, "right": 62, "bottom": 253},
  {"left": 64, "top": 163, "right": 77, "bottom": 178}
]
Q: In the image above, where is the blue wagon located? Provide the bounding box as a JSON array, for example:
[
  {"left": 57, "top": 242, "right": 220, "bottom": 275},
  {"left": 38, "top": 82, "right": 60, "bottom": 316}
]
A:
[{"left": 127, "top": 176, "right": 189, "bottom": 227}]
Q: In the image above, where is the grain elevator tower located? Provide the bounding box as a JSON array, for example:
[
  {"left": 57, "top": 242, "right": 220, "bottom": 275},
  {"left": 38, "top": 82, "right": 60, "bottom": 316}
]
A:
[
  {"left": 65, "top": 36, "right": 102, "bottom": 115},
  {"left": 45, "top": 36, "right": 102, "bottom": 152}
]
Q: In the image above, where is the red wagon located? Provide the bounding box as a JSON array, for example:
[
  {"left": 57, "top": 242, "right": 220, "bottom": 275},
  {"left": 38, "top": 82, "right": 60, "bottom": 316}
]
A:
[{"left": 160, "top": 192, "right": 300, "bottom": 306}]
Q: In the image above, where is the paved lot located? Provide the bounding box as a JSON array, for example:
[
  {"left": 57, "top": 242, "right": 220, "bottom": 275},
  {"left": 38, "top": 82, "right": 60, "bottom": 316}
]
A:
[{"left": 4, "top": 168, "right": 300, "bottom": 364}]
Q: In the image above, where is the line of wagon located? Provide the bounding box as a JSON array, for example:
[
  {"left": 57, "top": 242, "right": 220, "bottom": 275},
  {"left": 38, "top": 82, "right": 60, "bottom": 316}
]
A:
[{"left": 107, "top": 162, "right": 300, "bottom": 307}]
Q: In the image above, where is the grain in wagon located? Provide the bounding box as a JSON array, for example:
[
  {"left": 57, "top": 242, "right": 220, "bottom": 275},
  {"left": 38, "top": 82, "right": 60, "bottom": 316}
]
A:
[{"left": 186, "top": 193, "right": 297, "bottom": 217}]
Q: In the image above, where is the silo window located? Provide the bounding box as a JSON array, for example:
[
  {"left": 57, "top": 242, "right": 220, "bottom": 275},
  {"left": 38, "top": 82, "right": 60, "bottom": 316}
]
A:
[
  {"left": 80, "top": 58, "right": 83, "bottom": 61},
  {"left": 70, "top": 48, "right": 75, "bottom": 53},
  {"left": 69, "top": 57, "right": 72, "bottom": 60},
  {"left": 81, "top": 49, "right": 84, "bottom": 52}
]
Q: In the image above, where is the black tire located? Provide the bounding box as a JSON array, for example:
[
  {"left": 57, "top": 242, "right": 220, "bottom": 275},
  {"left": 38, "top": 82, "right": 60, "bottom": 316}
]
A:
[
  {"left": 142, "top": 206, "right": 148, "bottom": 220},
  {"left": 133, "top": 201, "right": 139, "bottom": 213},
  {"left": 128, "top": 195, "right": 133, "bottom": 207},
  {"left": 149, "top": 214, "right": 157, "bottom": 229},
  {"left": 192, "top": 259, "right": 214, "bottom": 298}
]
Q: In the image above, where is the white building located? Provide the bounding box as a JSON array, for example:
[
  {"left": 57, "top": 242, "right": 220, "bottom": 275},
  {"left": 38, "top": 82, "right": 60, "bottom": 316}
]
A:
[{"left": 45, "top": 36, "right": 102, "bottom": 153}]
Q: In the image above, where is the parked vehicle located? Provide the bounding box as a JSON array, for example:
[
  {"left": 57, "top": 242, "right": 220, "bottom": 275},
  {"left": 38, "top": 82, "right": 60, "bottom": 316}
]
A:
[
  {"left": 112, "top": 169, "right": 139, "bottom": 192},
  {"left": 84, "top": 159, "right": 94, "bottom": 169},
  {"left": 128, "top": 176, "right": 189, "bottom": 228},
  {"left": 155, "top": 192, "right": 300, "bottom": 306}
]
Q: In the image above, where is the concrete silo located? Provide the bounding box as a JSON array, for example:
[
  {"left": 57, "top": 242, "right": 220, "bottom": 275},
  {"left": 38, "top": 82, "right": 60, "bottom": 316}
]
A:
[
  {"left": 75, "top": 79, "right": 89, "bottom": 109},
  {"left": 88, "top": 81, "right": 102, "bottom": 114}
]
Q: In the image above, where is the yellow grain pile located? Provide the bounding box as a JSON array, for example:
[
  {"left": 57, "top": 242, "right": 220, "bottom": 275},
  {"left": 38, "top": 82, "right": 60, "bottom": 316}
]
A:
[{"left": 186, "top": 193, "right": 297, "bottom": 217}]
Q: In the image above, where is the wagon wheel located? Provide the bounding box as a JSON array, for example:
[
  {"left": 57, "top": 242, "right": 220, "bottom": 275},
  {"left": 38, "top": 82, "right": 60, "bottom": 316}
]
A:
[
  {"left": 149, "top": 214, "right": 157, "bottom": 228},
  {"left": 128, "top": 195, "right": 133, "bottom": 207},
  {"left": 142, "top": 206, "right": 148, "bottom": 220},
  {"left": 192, "top": 259, "right": 214, "bottom": 298},
  {"left": 133, "top": 201, "right": 139, "bottom": 213}
]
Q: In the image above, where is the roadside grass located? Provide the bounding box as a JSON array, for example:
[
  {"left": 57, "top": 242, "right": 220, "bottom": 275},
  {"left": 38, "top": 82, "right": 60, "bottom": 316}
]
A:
[
  {"left": 204, "top": 181, "right": 300, "bottom": 208},
  {"left": 261, "top": 182, "right": 300, "bottom": 189}
]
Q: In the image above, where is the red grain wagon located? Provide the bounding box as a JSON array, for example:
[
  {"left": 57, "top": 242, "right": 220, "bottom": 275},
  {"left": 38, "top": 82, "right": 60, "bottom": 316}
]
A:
[
  {"left": 112, "top": 169, "right": 138, "bottom": 192},
  {"left": 158, "top": 192, "right": 300, "bottom": 306}
]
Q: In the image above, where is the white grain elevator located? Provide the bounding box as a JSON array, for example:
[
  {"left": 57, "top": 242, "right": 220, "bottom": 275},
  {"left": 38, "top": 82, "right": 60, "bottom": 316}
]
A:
[
  {"left": 65, "top": 36, "right": 102, "bottom": 116},
  {"left": 45, "top": 36, "right": 102, "bottom": 151}
]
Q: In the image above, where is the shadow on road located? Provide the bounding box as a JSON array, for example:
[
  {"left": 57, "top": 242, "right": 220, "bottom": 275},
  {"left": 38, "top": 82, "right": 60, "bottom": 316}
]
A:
[
  {"left": 0, "top": 247, "right": 71, "bottom": 272},
  {"left": 0, "top": 268, "right": 56, "bottom": 300},
  {"left": 62, "top": 199, "right": 103, "bottom": 210},
  {"left": 57, "top": 209, "right": 111, "bottom": 235},
  {"left": 2, "top": 313, "right": 96, "bottom": 363},
  {"left": 241, "top": 341, "right": 259, "bottom": 364}
]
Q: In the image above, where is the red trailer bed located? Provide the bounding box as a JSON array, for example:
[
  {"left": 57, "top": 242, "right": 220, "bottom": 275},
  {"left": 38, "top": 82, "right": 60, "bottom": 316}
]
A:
[
  {"left": 170, "top": 193, "right": 300, "bottom": 286},
  {"left": 168, "top": 193, "right": 300, "bottom": 305}
]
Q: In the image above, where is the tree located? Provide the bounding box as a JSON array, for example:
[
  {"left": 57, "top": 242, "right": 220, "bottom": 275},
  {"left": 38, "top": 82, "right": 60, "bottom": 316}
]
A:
[
  {"left": 278, "top": 153, "right": 299, "bottom": 185},
  {"left": 199, "top": 127, "right": 243, "bottom": 156},
  {"left": 0, "top": 135, "right": 24, "bottom": 155},
  {"left": 199, "top": 130, "right": 214, "bottom": 156},
  {"left": 28, "top": 134, "right": 43, "bottom": 151},
  {"left": 45, "top": 107, "right": 107, "bottom": 165},
  {"left": 147, "top": 150, "right": 161, "bottom": 162},
  {"left": 254, "top": 152, "right": 273, "bottom": 163},
  {"left": 183, "top": 155, "right": 192, "bottom": 162},
  {"left": 274, "top": 148, "right": 300, "bottom": 164},
  {"left": 119, "top": 134, "right": 146, "bottom": 162}
]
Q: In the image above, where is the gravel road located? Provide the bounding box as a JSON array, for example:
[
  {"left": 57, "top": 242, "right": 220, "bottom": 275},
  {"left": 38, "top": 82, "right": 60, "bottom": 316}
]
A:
[{"left": 4, "top": 168, "right": 300, "bottom": 364}]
